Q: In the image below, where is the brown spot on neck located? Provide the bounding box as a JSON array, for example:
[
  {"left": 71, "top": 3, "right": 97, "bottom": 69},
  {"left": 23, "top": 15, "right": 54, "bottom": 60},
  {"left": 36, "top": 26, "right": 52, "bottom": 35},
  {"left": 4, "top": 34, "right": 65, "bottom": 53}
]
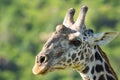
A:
[
  {"left": 98, "top": 74, "right": 105, "bottom": 80},
  {"left": 72, "top": 53, "right": 76, "bottom": 60},
  {"left": 90, "top": 55, "right": 94, "bottom": 62},
  {"left": 82, "top": 66, "right": 89, "bottom": 74}
]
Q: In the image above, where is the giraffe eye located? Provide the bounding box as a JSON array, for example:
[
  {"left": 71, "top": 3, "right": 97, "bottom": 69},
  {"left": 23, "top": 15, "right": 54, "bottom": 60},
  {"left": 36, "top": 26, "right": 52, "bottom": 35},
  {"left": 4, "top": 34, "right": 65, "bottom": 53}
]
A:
[{"left": 69, "top": 40, "right": 82, "bottom": 46}]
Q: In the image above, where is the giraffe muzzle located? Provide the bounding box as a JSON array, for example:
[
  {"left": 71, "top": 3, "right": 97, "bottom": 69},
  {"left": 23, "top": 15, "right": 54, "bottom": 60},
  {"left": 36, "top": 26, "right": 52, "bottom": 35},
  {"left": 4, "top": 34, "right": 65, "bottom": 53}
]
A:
[{"left": 32, "top": 55, "right": 50, "bottom": 75}]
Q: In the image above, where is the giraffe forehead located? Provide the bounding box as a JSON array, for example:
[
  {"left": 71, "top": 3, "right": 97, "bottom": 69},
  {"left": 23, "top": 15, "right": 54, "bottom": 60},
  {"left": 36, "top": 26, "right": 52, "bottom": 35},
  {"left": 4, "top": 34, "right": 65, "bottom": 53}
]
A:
[
  {"left": 43, "top": 32, "right": 69, "bottom": 50},
  {"left": 45, "top": 28, "right": 80, "bottom": 48}
]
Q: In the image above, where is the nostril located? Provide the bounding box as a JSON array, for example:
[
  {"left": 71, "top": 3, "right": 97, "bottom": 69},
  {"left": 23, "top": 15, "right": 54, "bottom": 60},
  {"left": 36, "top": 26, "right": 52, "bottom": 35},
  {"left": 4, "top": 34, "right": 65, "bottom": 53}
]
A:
[{"left": 40, "top": 56, "right": 46, "bottom": 64}]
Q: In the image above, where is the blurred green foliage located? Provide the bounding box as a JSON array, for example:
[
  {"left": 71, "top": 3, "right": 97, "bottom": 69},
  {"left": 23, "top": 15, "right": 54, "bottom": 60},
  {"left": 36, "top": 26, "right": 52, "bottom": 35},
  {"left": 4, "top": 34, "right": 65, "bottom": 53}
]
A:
[{"left": 0, "top": 0, "right": 120, "bottom": 80}]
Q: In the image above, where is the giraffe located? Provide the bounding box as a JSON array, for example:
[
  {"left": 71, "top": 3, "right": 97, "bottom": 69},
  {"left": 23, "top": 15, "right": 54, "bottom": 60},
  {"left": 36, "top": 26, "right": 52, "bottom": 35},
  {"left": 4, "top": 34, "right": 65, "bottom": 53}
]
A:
[{"left": 32, "top": 6, "right": 119, "bottom": 80}]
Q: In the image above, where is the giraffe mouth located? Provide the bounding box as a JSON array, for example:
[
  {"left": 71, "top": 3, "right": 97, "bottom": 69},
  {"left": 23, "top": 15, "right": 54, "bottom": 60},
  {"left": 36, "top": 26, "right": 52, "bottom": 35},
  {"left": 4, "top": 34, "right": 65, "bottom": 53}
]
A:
[
  {"left": 32, "top": 63, "right": 66, "bottom": 75},
  {"left": 32, "top": 63, "right": 49, "bottom": 75}
]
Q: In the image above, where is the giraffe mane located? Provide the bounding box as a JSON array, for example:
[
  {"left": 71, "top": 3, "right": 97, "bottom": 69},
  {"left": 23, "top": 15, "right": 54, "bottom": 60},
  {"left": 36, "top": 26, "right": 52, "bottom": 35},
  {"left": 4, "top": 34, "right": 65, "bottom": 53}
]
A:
[{"left": 97, "top": 45, "right": 118, "bottom": 80}]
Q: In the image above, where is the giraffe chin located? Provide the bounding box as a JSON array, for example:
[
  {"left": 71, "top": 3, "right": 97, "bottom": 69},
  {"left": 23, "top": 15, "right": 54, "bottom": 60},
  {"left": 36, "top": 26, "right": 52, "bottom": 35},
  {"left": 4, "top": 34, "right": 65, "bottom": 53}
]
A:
[
  {"left": 32, "top": 64, "right": 49, "bottom": 75},
  {"left": 50, "top": 65, "right": 66, "bottom": 71}
]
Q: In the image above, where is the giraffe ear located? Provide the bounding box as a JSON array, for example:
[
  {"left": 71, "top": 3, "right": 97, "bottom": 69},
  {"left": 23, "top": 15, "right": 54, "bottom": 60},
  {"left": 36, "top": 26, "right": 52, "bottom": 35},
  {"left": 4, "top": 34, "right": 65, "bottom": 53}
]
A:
[{"left": 93, "top": 32, "right": 119, "bottom": 45}]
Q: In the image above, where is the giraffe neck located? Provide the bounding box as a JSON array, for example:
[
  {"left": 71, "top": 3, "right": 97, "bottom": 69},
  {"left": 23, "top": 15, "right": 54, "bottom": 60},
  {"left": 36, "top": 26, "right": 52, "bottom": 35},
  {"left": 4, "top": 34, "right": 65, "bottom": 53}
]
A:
[{"left": 78, "top": 45, "right": 118, "bottom": 80}]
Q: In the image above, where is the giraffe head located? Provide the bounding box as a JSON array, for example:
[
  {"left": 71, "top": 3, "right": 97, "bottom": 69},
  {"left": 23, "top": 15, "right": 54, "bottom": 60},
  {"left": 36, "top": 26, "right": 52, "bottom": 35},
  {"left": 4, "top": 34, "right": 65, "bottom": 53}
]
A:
[{"left": 32, "top": 6, "right": 119, "bottom": 75}]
